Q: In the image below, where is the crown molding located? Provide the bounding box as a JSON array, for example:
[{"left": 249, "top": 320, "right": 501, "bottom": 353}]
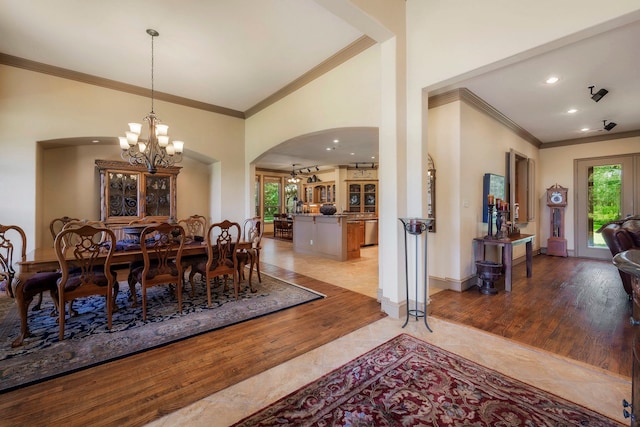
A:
[
  {"left": 541, "top": 130, "right": 640, "bottom": 149},
  {"left": 2, "top": 35, "right": 375, "bottom": 121},
  {"left": 428, "top": 88, "right": 542, "bottom": 149},
  {"left": 0, "top": 52, "right": 245, "bottom": 119},
  {"left": 244, "top": 35, "right": 376, "bottom": 118}
]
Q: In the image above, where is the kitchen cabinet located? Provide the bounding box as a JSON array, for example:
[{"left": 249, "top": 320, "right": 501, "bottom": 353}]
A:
[
  {"left": 347, "top": 221, "right": 361, "bottom": 259},
  {"left": 303, "top": 182, "right": 335, "bottom": 204},
  {"left": 347, "top": 181, "right": 377, "bottom": 214}
]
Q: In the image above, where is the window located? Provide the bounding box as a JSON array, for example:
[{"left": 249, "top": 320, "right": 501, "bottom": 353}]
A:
[
  {"left": 254, "top": 175, "right": 261, "bottom": 218},
  {"left": 285, "top": 183, "right": 299, "bottom": 214},
  {"left": 263, "top": 176, "right": 282, "bottom": 222}
]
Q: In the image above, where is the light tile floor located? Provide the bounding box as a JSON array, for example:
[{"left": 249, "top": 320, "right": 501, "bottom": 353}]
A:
[{"left": 147, "top": 238, "right": 630, "bottom": 426}]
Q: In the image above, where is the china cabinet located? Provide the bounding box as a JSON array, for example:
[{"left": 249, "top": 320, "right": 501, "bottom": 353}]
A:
[{"left": 95, "top": 160, "right": 180, "bottom": 224}]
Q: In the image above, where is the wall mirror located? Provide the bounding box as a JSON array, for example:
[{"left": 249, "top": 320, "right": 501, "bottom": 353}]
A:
[
  {"left": 427, "top": 154, "right": 436, "bottom": 232},
  {"left": 483, "top": 173, "right": 505, "bottom": 223}
]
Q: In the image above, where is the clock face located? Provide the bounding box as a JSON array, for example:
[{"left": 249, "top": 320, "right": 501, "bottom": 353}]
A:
[
  {"left": 547, "top": 186, "right": 568, "bottom": 206},
  {"left": 550, "top": 191, "right": 563, "bottom": 205}
]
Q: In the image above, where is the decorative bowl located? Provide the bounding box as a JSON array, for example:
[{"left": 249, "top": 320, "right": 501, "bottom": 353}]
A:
[{"left": 319, "top": 204, "right": 337, "bottom": 215}]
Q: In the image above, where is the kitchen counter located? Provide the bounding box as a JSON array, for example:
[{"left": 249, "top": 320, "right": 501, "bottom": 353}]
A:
[{"left": 293, "top": 214, "right": 358, "bottom": 261}]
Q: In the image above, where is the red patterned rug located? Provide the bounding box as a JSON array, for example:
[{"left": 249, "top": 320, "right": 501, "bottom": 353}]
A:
[{"left": 232, "top": 334, "right": 622, "bottom": 426}]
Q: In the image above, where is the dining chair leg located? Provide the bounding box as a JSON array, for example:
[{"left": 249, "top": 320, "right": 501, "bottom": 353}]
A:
[
  {"left": 177, "top": 280, "right": 183, "bottom": 314},
  {"left": 255, "top": 251, "right": 262, "bottom": 283},
  {"left": 142, "top": 286, "right": 148, "bottom": 321},
  {"left": 206, "top": 273, "right": 213, "bottom": 308}
]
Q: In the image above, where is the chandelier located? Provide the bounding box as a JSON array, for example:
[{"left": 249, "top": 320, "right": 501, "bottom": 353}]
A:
[
  {"left": 287, "top": 164, "right": 301, "bottom": 184},
  {"left": 119, "top": 29, "right": 184, "bottom": 174}
]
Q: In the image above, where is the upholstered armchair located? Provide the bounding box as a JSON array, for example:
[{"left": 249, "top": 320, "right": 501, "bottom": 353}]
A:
[{"left": 599, "top": 216, "right": 640, "bottom": 298}]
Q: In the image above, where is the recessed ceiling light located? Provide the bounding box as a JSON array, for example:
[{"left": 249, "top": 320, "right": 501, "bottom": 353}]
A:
[
  {"left": 350, "top": 153, "right": 355, "bottom": 155},
  {"left": 581, "top": 128, "right": 590, "bottom": 132},
  {"left": 371, "top": 156, "right": 375, "bottom": 159},
  {"left": 567, "top": 108, "right": 578, "bottom": 114},
  {"left": 92, "top": 139, "right": 100, "bottom": 143},
  {"left": 546, "top": 76, "right": 559, "bottom": 84},
  {"left": 333, "top": 139, "right": 339, "bottom": 143}
]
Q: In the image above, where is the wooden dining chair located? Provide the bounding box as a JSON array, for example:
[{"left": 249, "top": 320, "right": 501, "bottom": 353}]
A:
[
  {"left": 240, "top": 217, "right": 264, "bottom": 287},
  {"left": 127, "top": 223, "right": 185, "bottom": 321},
  {"left": 54, "top": 224, "right": 118, "bottom": 341},
  {"left": 1, "top": 224, "right": 62, "bottom": 347},
  {"left": 178, "top": 215, "right": 207, "bottom": 240},
  {"left": 178, "top": 214, "right": 208, "bottom": 296},
  {"left": 191, "top": 220, "right": 241, "bottom": 306},
  {"left": 49, "top": 216, "right": 80, "bottom": 243},
  {"left": 21, "top": 215, "right": 82, "bottom": 313},
  {"left": 58, "top": 220, "right": 111, "bottom": 316}
]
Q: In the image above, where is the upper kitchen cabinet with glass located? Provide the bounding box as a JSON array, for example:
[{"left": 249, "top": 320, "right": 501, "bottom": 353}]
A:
[
  {"left": 347, "top": 181, "right": 378, "bottom": 214},
  {"left": 303, "top": 182, "right": 335, "bottom": 204}
]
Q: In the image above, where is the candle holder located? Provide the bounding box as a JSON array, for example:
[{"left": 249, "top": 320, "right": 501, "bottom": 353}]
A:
[{"left": 485, "top": 204, "right": 494, "bottom": 238}]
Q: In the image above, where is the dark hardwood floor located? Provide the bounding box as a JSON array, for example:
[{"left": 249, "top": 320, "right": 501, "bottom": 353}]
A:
[
  {"left": 0, "top": 264, "right": 386, "bottom": 427},
  {"left": 429, "top": 254, "right": 632, "bottom": 377},
  {"left": 1, "top": 253, "right": 631, "bottom": 426}
]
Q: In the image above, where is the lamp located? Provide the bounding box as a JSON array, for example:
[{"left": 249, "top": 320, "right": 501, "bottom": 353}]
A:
[
  {"left": 589, "top": 86, "right": 608, "bottom": 102},
  {"left": 603, "top": 120, "right": 617, "bottom": 131},
  {"left": 120, "top": 29, "right": 184, "bottom": 174}
]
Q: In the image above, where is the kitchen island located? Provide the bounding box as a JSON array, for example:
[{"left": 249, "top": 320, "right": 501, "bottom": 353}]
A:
[{"left": 293, "top": 214, "right": 360, "bottom": 261}]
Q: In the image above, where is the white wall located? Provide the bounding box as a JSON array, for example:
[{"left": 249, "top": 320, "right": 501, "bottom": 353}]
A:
[
  {"left": 407, "top": 0, "right": 639, "bottom": 291},
  {"left": 40, "top": 145, "right": 211, "bottom": 247},
  {"left": 427, "top": 100, "right": 539, "bottom": 286},
  {"left": 0, "top": 65, "right": 244, "bottom": 250},
  {"left": 539, "top": 136, "right": 640, "bottom": 250}
]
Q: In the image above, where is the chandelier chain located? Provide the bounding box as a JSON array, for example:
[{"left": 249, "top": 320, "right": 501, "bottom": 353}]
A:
[{"left": 150, "top": 30, "right": 155, "bottom": 113}]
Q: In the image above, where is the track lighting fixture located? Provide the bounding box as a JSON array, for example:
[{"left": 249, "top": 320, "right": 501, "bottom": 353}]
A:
[
  {"left": 603, "top": 120, "right": 617, "bottom": 131},
  {"left": 315, "top": 166, "right": 319, "bottom": 172},
  {"left": 307, "top": 168, "right": 311, "bottom": 173},
  {"left": 355, "top": 163, "right": 359, "bottom": 169},
  {"left": 371, "top": 162, "right": 375, "bottom": 169},
  {"left": 589, "top": 86, "right": 608, "bottom": 102}
]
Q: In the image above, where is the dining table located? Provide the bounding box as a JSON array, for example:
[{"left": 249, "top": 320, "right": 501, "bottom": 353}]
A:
[{"left": 11, "top": 239, "right": 208, "bottom": 347}]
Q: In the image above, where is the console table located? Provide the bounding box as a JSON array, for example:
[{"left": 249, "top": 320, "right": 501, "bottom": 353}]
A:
[{"left": 473, "top": 234, "right": 534, "bottom": 292}]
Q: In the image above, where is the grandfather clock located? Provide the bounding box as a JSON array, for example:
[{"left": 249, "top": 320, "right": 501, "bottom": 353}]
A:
[{"left": 546, "top": 184, "right": 568, "bottom": 257}]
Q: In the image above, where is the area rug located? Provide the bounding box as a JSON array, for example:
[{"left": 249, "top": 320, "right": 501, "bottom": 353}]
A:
[
  {"left": 0, "top": 273, "right": 323, "bottom": 394},
  {"left": 232, "top": 334, "right": 622, "bottom": 426}
]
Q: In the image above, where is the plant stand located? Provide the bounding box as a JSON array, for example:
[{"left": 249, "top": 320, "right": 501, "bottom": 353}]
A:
[{"left": 399, "top": 217, "right": 433, "bottom": 331}]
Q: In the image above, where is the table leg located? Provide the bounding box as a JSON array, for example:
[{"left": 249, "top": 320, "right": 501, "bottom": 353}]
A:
[
  {"left": 504, "top": 243, "right": 513, "bottom": 292},
  {"left": 526, "top": 239, "right": 533, "bottom": 277}
]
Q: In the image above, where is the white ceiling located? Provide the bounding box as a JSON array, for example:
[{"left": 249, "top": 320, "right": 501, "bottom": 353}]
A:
[{"left": 1, "top": 1, "right": 638, "bottom": 171}]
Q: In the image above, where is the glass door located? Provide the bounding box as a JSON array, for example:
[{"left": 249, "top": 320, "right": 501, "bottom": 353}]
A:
[{"left": 575, "top": 156, "right": 635, "bottom": 259}]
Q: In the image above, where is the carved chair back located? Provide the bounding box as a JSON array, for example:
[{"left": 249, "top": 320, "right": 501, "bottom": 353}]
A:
[
  {"left": 0, "top": 224, "right": 27, "bottom": 298},
  {"left": 54, "top": 224, "right": 118, "bottom": 340}
]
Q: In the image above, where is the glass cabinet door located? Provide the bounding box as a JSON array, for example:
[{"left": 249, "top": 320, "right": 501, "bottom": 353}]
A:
[
  {"left": 349, "top": 184, "right": 361, "bottom": 212},
  {"left": 107, "top": 172, "right": 140, "bottom": 218},
  {"left": 363, "top": 184, "right": 376, "bottom": 213},
  {"left": 144, "top": 175, "right": 172, "bottom": 217}
]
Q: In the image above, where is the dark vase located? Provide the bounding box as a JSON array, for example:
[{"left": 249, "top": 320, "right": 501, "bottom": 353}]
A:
[{"left": 320, "top": 204, "right": 337, "bottom": 215}]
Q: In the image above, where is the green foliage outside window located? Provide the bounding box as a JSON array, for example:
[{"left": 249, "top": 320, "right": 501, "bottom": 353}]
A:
[
  {"left": 589, "top": 164, "right": 621, "bottom": 246},
  {"left": 263, "top": 181, "right": 281, "bottom": 222}
]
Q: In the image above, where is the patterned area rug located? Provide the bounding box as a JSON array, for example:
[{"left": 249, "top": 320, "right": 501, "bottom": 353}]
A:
[
  {"left": 0, "top": 273, "right": 323, "bottom": 394},
  {"left": 232, "top": 334, "right": 622, "bottom": 426}
]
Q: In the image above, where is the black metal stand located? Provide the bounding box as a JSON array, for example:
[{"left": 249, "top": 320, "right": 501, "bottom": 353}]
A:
[{"left": 399, "top": 217, "right": 433, "bottom": 332}]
